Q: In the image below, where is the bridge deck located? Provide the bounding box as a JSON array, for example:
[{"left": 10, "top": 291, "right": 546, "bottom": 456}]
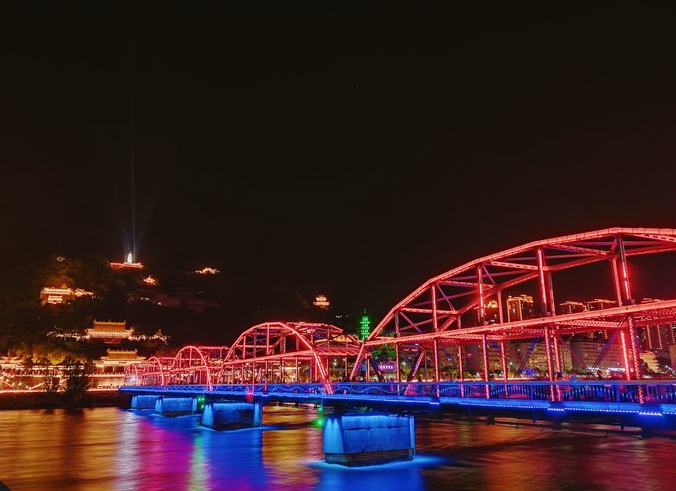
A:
[{"left": 121, "top": 380, "right": 676, "bottom": 420}]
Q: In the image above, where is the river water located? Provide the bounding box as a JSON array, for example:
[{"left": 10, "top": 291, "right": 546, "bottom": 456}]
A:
[{"left": 0, "top": 405, "right": 674, "bottom": 491}]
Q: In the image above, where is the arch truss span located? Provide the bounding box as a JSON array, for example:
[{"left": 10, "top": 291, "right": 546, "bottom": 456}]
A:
[
  {"left": 124, "top": 355, "right": 173, "bottom": 386},
  {"left": 220, "top": 321, "right": 362, "bottom": 386},
  {"left": 124, "top": 345, "right": 230, "bottom": 389},
  {"left": 350, "top": 227, "right": 676, "bottom": 385},
  {"left": 166, "top": 345, "right": 231, "bottom": 390}
]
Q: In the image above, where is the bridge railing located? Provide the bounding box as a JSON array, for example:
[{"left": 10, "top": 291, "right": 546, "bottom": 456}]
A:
[
  {"left": 231, "top": 380, "right": 676, "bottom": 404},
  {"left": 123, "top": 380, "right": 676, "bottom": 406},
  {"left": 319, "top": 380, "right": 676, "bottom": 404}
]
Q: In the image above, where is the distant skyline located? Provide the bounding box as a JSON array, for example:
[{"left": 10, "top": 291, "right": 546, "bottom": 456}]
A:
[{"left": 2, "top": 1, "right": 676, "bottom": 319}]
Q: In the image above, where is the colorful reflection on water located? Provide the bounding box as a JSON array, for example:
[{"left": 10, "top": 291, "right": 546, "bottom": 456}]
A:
[{"left": 0, "top": 406, "right": 675, "bottom": 490}]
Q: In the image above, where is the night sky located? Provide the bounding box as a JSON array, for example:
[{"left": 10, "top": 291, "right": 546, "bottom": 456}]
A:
[{"left": 2, "top": 1, "right": 676, "bottom": 318}]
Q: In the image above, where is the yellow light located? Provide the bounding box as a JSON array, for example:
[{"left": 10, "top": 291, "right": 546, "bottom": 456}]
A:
[
  {"left": 313, "top": 295, "right": 330, "bottom": 309},
  {"left": 143, "top": 276, "right": 157, "bottom": 285}
]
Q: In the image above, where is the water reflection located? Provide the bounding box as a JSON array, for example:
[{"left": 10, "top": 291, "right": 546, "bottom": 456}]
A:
[
  {"left": 198, "top": 426, "right": 267, "bottom": 490},
  {"left": 415, "top": 420, "right": 676, "bottom": 491},
  {"left": 114, "top": 413, "right": 196, "bottom": 491},
  {"left": 2, "top": 407, "right": 676, "bottom": 491},
  {"left": 261, "top": 406, "right": 323, "bottom": 489},
  {"left": 311, "top": 456, "right": 441, "bottom": 489},
  {"left": 0, "top": 408, "right": 121, "bottom": 490}
]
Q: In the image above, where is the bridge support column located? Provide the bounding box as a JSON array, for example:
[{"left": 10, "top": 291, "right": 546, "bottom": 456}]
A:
[
  {"left": 130, "top": 394, "right": 160, "bottom": 410},
  {"left": 154, "top": 396, "right": 199, "bottom": 416},
  {"left": 201, "top": 401, "right": 262, "bottom": 430},
  {"left": 322, "top": 412, "right": 415, "bottom": 466}
]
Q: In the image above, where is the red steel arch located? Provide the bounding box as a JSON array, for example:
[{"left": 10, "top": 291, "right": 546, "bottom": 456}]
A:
[
  {"left": 220, "top": 321, "right": 361, "bottom": 385},
  {"left": 350, "top": 227, "right": 676, "bottom": 384},
  {"left": 123, "top": 362, "right": 140, "bottom": 386},
  {"left": 124, "top": 355, "right": 172, "bottom": 386},
  {"left": 166, "top": 345, "right": 230, "bottom": 390},
  {"left": 124, "top": 347, "right": 229, "bottom": 389}
]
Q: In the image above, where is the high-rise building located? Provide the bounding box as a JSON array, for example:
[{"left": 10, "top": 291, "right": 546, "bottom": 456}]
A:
[
  {"left": 640, "top": 323, "right": 674, "bottom": 350},
  {"left": 510, "top": 341, "right": 573, "bottom": 375},
  {"left": 568, "top": 341, "right": 626, "bottom": 373},
  {"left": 506, "top": 295, "right": 534, "bottom": 322},
  {"left": 559, "top": 301, "right": 586, "bottom": 315},
  {"left": 669, "top": 345, "right": 676, "bottom": 370},
  {"left": 586, "top": 298, "right": 618, "bottom": 311},
  {"left": 473, "top": 299, "right": 500, "bottom": 326},
  {"left": 473, "top": 341, "right": 522, "bottom": 374},
  {"left": 585, "top": 299, "right": 618, "bottom": 341},
  {"left": 639, "top": 298, "right": 676, "bottom": 350}
]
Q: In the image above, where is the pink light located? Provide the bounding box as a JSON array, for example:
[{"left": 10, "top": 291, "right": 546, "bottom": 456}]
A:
[
  {"left": 537, "top": 248, "right": 548, "bottom": 312},
  {"left": 620, "top": 331, "right": 632, "bottom": 381},
  {"left": 478, "top": 277, "right": 485, "bottom": 321},
  {"left": 622, "top": 260, "right": 631, "bottom": 300}
]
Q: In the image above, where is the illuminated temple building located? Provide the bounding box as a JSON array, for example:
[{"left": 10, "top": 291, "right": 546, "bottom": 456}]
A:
[
  {"left": 86, "top": 320, "right": 134, "bottom": 344},
  {"left": 93, "top": 350, "right": 147, "bottom": 388},
  {"left": 110, "top": 251, "right": 144, "bottom": 270},
  {"left": 40, "top": 285, "right": 94, "bottom": 305}
]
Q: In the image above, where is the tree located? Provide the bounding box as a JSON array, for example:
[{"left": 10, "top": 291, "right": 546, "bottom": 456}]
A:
[
  {"left": 41, "top": 359, "right": 61, "bottom": 406},
  {"left": 62, "top": 356, "right": 93, "bottom": 407}
]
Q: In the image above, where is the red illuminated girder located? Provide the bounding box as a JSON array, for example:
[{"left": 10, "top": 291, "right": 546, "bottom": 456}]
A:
[
  {"left": 169, "top": 345, "right": 213, "bottom": 389},
  {"left": 224, "top": 322, "right": 360, "bottom": 359},
  {"left": 363, "top": 298, "right": 676, "bottom": 346},
  {"left": 145, "top": 345, "right": 230, "bottom": 390},
  {"left": 125, "top": 227, "right": 676, "bottom": 388},
  {"left": 349, "top": 227, "right": 676, "bottom": 381},
  {"left": 220, "top": 321, "right": 362, "bottom": 386},
  {"left": 367, "top": 228, "right": 676, "bottom": 339},
  {"left": 124, "top": 355, "right": 175, "bottom": 386}
]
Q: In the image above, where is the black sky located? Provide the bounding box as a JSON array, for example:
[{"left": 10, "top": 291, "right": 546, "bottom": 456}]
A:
[{"left": 1, "top": 1, "right": 676, "bottom": 318}]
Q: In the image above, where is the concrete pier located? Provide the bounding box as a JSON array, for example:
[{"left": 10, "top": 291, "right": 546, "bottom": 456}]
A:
[
  {"left": 130, "top": 394, "right": 160, "bottom": 410},
  {"left": 322, "top": 412, "right": 415, "bottom": 466},
  {"left": 154, "top": 396, "right": 198, "bottom": 416},
  {"left": 201, "top": 401, "right": 263, "bottom": 430}
]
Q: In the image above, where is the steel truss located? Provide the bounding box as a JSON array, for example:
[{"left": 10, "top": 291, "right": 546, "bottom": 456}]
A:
[
  {"left": 349, "top": 227, "right": 676, "bottom": 383},
  {"left": 124, "top": 228, "right": 676, "bottom": 390},
  {"left": 125, "top": 323, "right": 361, "bottom": 388},
  {"left": 220, "top": 321, "right": 361, "bottom": 385}
]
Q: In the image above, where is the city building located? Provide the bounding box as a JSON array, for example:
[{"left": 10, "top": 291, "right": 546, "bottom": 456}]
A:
[
  {"left": 506, "top": 295, "right": 534, "bottom": 322},
  {"left": 670, "top": 345, "right": 676, "bottom": 370},
  {"left": 473, "top": 299, "right": 500, "bottom": 326},
  {"left": 559, "top": 300, "right": 586, "bottom": 315},
  {"left": 639, "top": 351, "right": 661, "bottom": 374},
  {"left": 510, "top": 341, "right": 573, "bottom": 375},
  {"left": 568, "top": 341, "right": 626, "bottom": 374},
  {"left": 584, "top": 299, "right": 618, "bottom": 341},
  {"left": 638, "top": 298, "right": 676, "bottom": 350},
  {"left": 586, "top": 298, "right": 618, "bottom": 311}
]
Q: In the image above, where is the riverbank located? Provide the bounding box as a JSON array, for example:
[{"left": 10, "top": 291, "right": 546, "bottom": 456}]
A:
[{"left": 0, "top": 390, "right": 131, "bottom": 410}]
